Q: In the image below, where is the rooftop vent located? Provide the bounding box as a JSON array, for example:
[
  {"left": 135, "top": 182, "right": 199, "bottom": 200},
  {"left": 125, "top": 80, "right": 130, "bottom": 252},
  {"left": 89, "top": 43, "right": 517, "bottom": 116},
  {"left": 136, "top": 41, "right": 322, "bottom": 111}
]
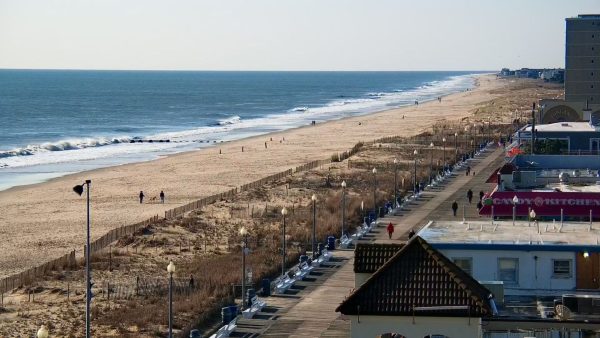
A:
[{"left": 561, "top": 123, "right": 570, "bottom": 127}]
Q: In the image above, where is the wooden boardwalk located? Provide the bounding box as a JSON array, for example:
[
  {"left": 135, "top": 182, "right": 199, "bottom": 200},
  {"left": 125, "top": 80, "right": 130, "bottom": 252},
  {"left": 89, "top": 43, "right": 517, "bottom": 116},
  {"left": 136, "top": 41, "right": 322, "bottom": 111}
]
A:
[{"left": 228, "top": 146, "right": 506, "bottom": 337}]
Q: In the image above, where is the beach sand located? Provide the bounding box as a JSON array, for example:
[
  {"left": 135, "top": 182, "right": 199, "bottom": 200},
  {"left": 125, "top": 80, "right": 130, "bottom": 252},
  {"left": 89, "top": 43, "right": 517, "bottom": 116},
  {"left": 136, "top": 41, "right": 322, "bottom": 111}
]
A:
[{"left": 0, "top": 74, "right": 505, "bottom": 278}]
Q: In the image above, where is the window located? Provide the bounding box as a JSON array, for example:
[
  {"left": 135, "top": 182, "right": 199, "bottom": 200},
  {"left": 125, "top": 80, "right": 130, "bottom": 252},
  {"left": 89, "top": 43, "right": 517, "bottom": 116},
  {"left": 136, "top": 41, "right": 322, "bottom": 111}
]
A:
[
  {"left": 553, "top": 259, "right": 572, "bottom": 278},
  {"left": 498, "top": 258, "right": 519, "bottom": 284},
  {"left": 453, "top": 257, "right": 473, "bottom": 275}
]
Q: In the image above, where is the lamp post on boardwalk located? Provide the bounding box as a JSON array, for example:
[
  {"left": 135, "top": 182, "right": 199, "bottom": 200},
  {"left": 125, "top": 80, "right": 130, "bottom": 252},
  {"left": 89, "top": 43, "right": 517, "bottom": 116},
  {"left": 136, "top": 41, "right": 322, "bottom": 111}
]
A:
[
  {"left": 442, "top": 137, "right": 447, "bottom": 170},
  {"left": 72, "top": 179, "right": 92, "bottom": 338},
  {"left": 512, "top": 195, "right": 518, "bottom": 226},
  {"left": 167, "top": 261, "right": 176, "bottom": 338},
  {"left": 470, "top": 139, "right": 474, "bottom": 156},
  {"left": 239, "top": 226, "right": 248, "bottom": 310},
  {"left": 393, "top": 158, "right": 398, "bottom": 207},
  {"left": 341, "top": 181, "right": 347, "bottom": 237},
  {"left": 429, "top": 142, "right": 434, "bottom": 184},
  {"left": 281, "top": 207, "right": 288, "bottom": 276},
  {"left": 360, "top": 200, "right": 365, "bottom": 224},
  {"left": 413, "top": 150, "right": 418, "bottom": 193},
  {"left": 464, "top": 126, "right": 469, "bottom": 157},
  {"left": 372, "top": 168, "right": 377, "bottom": 220},
  {"left": 454, "top": 132, "right": 458, "bottom": 163},
  {"left": 37, "top": 325, "right": 49, "bottom": 338},
  {"left": 311, "top": 194, "right": 317, "bottom": 259}
]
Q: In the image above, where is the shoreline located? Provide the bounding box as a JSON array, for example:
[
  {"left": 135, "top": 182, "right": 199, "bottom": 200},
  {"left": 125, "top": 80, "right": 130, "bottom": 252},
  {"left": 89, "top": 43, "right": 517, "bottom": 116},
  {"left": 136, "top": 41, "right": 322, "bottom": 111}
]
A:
[{"left": 0, "top": 74, "right": 502, "bottom": 278}]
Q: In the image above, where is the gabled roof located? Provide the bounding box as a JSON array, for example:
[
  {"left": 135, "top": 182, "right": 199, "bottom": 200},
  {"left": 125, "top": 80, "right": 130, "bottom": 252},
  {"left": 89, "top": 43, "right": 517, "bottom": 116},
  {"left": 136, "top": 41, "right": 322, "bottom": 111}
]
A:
[
  {"left": 354, "top": 243, "right": 405, "bottom": 273},
  {"left": 336, "top": 236, "right": 493, "bottom": 317}
]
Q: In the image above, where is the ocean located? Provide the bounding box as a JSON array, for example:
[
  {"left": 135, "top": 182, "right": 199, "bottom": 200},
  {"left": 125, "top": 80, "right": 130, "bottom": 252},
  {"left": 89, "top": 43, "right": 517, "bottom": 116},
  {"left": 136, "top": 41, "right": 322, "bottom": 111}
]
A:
[{"left": 0, "top": 70, "right": 483, "bottom": 191}]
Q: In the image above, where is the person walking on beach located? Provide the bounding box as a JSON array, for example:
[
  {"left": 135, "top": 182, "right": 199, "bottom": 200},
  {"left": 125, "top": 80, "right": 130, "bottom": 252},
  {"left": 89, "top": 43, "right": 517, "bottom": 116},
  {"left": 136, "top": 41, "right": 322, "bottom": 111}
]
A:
[
  {"left": 452, "top": 201, "right": 458, "bottom": 217},
  {"left": 386, "top": 222, "right": 394, "bottom": 239},
  {"left": 139, "top": 191, "right": 145, "bottom": 204},
  {"left": 160, "top": 190, "right": 165, "bottom": 204},
  {"left": 467, "top": 189, "right": 473, "bottom": 204}
]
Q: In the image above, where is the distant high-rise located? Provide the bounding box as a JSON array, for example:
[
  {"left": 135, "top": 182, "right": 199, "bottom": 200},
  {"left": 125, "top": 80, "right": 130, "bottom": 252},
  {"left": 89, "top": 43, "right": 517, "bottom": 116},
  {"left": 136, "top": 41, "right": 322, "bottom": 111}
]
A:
[{"left": 565, "top": 15, "right": 600, "bottom": 104}]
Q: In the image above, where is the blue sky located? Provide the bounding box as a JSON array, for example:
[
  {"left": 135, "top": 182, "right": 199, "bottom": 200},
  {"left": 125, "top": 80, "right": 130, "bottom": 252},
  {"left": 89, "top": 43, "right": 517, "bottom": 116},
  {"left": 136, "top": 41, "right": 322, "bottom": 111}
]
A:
[{"left": 0, "top": 0, "right": 598, "bottom": 71}]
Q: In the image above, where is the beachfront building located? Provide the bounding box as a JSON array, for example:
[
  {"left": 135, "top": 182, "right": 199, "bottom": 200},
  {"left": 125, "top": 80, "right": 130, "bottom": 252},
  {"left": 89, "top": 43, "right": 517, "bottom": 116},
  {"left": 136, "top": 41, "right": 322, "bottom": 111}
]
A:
[
  {"left": 540, "top": 14, "right": 600, "bottom": 124},
  {"left": 337, "top": 237, "right": 496, "bottom": 338},
  {"left": 343, "top": 238, "right": 600, "bottom": 337},
  {"left": 512, "top": 121, "right": 600, "bottom": 154}
]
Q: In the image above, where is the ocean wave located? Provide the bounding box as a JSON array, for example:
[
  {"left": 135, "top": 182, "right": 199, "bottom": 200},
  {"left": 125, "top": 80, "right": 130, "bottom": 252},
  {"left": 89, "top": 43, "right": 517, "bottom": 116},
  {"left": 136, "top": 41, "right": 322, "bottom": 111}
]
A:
[
  {"left": 289, "top": 106, "right": 308, "bottom": 112},
  {"left": 0, "top": 136, "right": 132, "bottom": 159},
  {"left": 217, "top": 115, "right": 242, "bottom": 126}
]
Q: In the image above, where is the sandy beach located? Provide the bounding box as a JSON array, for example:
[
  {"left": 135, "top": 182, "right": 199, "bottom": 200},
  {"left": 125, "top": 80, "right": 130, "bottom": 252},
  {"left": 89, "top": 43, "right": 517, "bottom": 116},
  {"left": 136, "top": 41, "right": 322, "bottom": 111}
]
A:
[{"left": 0, "top": 74, "right": 506, "bottom": 278}]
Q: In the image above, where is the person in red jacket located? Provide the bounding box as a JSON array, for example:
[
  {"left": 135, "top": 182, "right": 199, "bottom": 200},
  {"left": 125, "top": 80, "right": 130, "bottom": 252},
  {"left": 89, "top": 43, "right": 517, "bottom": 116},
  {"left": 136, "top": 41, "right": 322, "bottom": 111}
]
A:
[{"left": 387, "top": 222, "right": 394, "bottom": 239}]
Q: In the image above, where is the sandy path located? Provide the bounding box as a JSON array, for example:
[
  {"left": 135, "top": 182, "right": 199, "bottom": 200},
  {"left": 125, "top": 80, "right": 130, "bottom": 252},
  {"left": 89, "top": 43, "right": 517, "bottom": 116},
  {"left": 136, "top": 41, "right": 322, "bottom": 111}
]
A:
[{"left": 0, "top": 74, "right": 505, "bottom": 278}]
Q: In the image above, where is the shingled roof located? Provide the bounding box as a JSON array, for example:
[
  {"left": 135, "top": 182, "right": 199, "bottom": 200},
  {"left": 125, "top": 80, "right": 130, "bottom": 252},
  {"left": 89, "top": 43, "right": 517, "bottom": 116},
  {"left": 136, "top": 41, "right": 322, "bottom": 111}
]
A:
[
  {"left": 337, "top": 236, "right": 493, "bottom": 317},
  {"left": 354, "top": 243, "right": 404, "bottom": 273}
]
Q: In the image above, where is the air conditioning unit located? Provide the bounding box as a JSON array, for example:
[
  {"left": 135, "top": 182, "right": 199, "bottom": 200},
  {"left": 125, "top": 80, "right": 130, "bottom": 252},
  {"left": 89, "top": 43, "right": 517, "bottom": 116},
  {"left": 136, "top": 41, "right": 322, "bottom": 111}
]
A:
[{"left": 562, "top": 294, "right": 600, "bottom": 314}]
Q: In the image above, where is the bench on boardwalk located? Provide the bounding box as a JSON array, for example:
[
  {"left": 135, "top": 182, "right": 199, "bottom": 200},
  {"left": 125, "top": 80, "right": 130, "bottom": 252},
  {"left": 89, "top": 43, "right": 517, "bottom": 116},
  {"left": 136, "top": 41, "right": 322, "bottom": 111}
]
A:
[
  {"left": 274, "top": 274, "right": 295, "bottom": 294},
  {"left": 340, "top": 234, "right": 352, "bottom": 248},
  {"left": 210, "top": 318, "right": 237, "bottom": 338},
  {"left": 242, "top": 295, "right": 266, "bottom": 319}
]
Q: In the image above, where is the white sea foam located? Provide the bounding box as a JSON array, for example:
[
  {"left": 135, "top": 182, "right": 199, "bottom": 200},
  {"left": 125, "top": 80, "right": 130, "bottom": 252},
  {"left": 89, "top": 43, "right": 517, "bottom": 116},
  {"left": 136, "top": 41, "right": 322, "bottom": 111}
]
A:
[{"left": 0, "top": 74, "right": 476, "bottom": 172}]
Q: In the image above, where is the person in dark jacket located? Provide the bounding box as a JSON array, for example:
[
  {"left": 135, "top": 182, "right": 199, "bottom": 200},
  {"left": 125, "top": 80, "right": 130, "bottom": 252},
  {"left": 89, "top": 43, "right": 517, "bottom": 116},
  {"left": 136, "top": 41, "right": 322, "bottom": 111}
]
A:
[
  {"left": 160, "top": 190, "right": 165, "bottom": 204},
  {"left": 479, "top": 190, "right": 485, "bottom": 201},
  {"left": 452, "top": 201, "right": 458, "bottom": 216},
  {"left": 476, "top": 200, "right": 483, "bottom": 212},
  {"left": 139, "top": 191, "right": 145, "bottom": 204},
  {"left": 467, "top": 189, "right": 473, "bottom": 204}
]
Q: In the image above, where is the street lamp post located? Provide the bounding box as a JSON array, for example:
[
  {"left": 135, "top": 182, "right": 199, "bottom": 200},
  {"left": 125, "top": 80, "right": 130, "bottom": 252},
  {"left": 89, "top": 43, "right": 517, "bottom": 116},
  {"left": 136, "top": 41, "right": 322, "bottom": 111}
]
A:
[
  {"left": 454, "top": 132, "right": 458, "bottom": 163},
  {"left": 512, "top": 195, "right": 518, "bottom": 226},
  {"left": 442, "top": 137, "right": 447, "bottom": 170},
  {"left": 429, "top": 142, "right": 434, "bottom": 184},
  {"left": 470, "top": 139, "right": 474, "bottom": 157},
  {"left": 393, "top": 158, "right": 398, "bottom": 208},
  {"left": 72, "top": 179, "right": 92, "bottom": 338},
  {"left": 464, "top": 126, "right": 469, "bottom": 157},
  {"left": 341, "top": 181, "right": 347, "bottom": 237},
  {"left": 37, "top": 325, "right": 49, "bottom": 338},
  {"left": 413, "top": 150, "right": 418, "bottom": 193},
  {"left": 372, "top": 168, "right": 377, "bottom": 220},
  {"left": 239, "top": 227, "right": 248, "bottom": 310},
  {"left": 360, "top": 200, "right": 364, "bottom": 224},
  {"left": 281, "top": 207, "right": 288, "bottom": 276},
  {"left": 167, "top": 261, "right": 176, "bottom": 338},
  {"left": 311, "top": 194, "right": 317, "bottom": 259}
]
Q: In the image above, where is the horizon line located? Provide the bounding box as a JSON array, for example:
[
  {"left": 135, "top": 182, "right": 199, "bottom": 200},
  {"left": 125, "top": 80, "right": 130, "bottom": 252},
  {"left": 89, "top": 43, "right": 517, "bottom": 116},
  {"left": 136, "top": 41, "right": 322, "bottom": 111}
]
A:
[{"left": 0, "top": 67, "right": 503, "bottom": 73}]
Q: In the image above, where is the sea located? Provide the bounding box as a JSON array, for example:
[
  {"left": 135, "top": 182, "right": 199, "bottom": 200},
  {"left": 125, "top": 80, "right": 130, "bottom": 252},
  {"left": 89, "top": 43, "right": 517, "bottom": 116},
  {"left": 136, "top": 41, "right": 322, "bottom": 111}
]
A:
[{"left": 0, "top": 70, "right": 484, "bottom": 191}]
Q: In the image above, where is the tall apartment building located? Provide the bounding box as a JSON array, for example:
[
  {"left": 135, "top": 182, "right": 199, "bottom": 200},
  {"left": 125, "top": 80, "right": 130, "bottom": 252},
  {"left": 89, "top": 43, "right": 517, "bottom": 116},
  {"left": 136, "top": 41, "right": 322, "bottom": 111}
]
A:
[{"left": 565, "top": 14, "right": 600, "bottom": 104}]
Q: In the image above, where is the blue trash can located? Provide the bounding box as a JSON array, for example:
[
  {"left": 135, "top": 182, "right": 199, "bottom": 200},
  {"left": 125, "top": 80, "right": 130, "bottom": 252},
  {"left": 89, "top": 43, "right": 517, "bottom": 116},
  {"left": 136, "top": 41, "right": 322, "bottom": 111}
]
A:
[
  {"left": 261, "top": 278, "right": 271, "bottom": 297},
  {"left": 229, "top": 305, "right": 238, "bottom": 318},
  {"left": 246, "top": 288, "right": 256, "bottom": 307},
  {"left": 368, "top": 211, "right": 375, "bottom": 223},
  {"left": 221, "top": 306, "right": 233, "bottom": 324},
  {"left": 318, "top": 243, "right": 324, "bottom": 256},
  {"left": 327, "top": 236, "right": 335, "bottom": 250},
  {"left": 189, "top": 329, "right": 201, "bottom": 338},
  {"left": 299, "top": 255, "right": 308, "bottom": 263}
]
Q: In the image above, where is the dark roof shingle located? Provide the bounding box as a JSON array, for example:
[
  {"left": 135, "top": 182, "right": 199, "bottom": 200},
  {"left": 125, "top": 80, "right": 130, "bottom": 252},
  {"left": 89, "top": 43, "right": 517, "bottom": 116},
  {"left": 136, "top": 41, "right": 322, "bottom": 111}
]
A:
[
  {"left": 337, "top": 236, "right": 493, "bottom": 317},
  {"left": 354, "top": 243, "right": 404, "bottom": 273}
]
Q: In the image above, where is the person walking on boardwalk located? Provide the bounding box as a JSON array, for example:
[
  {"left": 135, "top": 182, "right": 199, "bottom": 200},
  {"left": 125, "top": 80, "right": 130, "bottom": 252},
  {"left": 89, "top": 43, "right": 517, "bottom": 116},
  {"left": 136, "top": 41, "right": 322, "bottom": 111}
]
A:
[
  {"left": 386, "top": 222, "right": 394, "bottom": 239},
  {"left": 408, "top": 229, "right": 416, "bottom": 239},
  {"left": 452, "top": 200, "right": 458, "bottom": 217},
  {"left": 160, "top": 190, "right": 165, "bottom": 204},
  {"left": 139, "top": 191, "right": 145, "bottom": 204},
  {"left": 467, "top": 189, "right": 473, "bottom": 204},
  {"left": 466, "top": 165, "right": 471, "bottom": 176},
  {"left": 479, "top": 190, "right": 485, "bottom": 201},
  {"left": 476, "top": 200, "right": 483, "bottom": 213}
]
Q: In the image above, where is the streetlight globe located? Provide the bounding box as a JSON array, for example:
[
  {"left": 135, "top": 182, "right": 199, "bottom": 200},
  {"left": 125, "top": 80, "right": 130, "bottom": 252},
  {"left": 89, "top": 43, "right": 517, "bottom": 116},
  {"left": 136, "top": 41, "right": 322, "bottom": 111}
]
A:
[
  {"left": 465, "top": 126, "right": 469, "bottom": 132},
  {"left": 413, "top": 149, "right": 418, "bottom": 156},
  {"left": 372, "top": 168, "right": 377, "bottom": 174},
  {"left": 37, "top": 325, "right": 49, "bottom": 338},
  {"left": 167, "top": 261, "right": 175, "bottom": 274},
  {"left": 311, "top": 194, "right": 317, "bottom": 202},
  {"left": 470, "top": 140, "right": 474, "bottom": 145},
  {"left": 454, "top": 132, "right": 458, "bottom": 137},
  {"left": 429, "top": 142, "right": 434, "bottom": 147},
  {"left": 530, "top": 210, "right": 536, "bottom": 219},
  {"left": 281, "top": 207, "right": 288, "bottom": 216},
  {"left": 341, "top": 180, "right": 347, "bottom": 188},
  {"left": 239, "top": 226, "right": 248, "bottom": 236},
  {"left": 512, "top": 196, "right": 519, "bottom": 204},
  {"left": 393, "top": 158, "right": 398, "bottom": 164},
  {"left": 584, "top": 251, "right": 590, "bottom": 258},
  {"left": 360, "top": 200, "right": 364, "bottom": 211},
  {"left": 442, "top": 137, "right": 446, "bottom": 142}
]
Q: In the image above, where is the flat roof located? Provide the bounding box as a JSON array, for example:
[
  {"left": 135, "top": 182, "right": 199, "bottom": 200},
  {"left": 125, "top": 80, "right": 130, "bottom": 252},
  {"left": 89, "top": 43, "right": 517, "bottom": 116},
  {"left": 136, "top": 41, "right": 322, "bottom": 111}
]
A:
[
  {"left": 418, "top": 220, "right": 600, "bottom": 248},
  {"left": 523, "top": 122, "right": 596, "bottom": 133}
]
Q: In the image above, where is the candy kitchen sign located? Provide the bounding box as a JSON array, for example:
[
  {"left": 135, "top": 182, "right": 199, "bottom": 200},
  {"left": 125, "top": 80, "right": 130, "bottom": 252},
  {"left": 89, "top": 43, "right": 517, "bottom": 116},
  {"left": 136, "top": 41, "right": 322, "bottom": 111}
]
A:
[{"left": 479, "top": 191, "right": 600, "bottom": 217}]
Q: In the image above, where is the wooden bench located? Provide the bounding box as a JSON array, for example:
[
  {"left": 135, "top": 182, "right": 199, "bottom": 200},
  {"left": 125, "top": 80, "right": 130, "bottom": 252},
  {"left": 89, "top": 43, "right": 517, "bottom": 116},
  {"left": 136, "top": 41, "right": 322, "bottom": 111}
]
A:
[
  {"left": 299, "top": 261, "right": 313, "bottom": 274},
  {"left": 274, "top": 274, "right": 295, "bottom": 294},
  {"left": 340, "top": 234, "right": 352, "bottom": 248},
  {"left": 209, "top": 318, "right": 237, "bottom": 338},
  {"left": 294, "top": 266, "right": 309, "bottom": 280},
  {"left": 242, "top": 295, "right": 266, "bottom": 319}
]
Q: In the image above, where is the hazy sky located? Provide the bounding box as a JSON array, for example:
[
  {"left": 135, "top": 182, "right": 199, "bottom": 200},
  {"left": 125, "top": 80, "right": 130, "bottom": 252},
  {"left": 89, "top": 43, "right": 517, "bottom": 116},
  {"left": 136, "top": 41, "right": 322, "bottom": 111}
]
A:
[{"left": 0, "top": 0, "right": 598, "bottom": 71}]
